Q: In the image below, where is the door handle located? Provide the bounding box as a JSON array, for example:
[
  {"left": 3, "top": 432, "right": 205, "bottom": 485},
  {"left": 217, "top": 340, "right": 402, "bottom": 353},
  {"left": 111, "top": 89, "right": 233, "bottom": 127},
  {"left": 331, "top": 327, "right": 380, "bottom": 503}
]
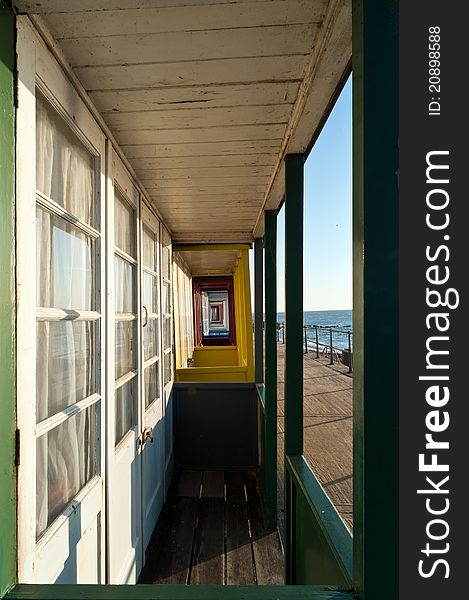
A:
[
  {"left": 142, "top": 305, "right": 148, "bottom": 328},
  {"left": 137, "top": 426, "right": 154, "bottom": 450}
]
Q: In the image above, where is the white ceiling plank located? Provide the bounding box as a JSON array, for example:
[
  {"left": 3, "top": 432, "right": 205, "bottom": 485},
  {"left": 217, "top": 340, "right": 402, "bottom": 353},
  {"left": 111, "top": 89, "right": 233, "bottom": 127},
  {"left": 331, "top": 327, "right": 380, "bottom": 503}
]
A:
[
  {"left": 15, "top": 0, "right": 274, "bottom": 13},
  {"left": 143, "top": 176, "right": 269, "bottom": 188},
  {"left": 136, "top": 165, "right": 272, "bottom": 180},
  {"left": 44, "top": 1, "right": 326, "bottom": 39},
  {"left": 146, "top": 185, "right": 266, "bottom": 197},
  {"left": 74, "top": 55, "right": 307, "bottom": 91},
  {"left": 59, "top": 24, "right": 318, "bottom": 68},
  {"left": 90, "top": 82, "right": 298, "bottom": 114},
  {"left": 131, "top": 155, "right": 276, "bottom": 169},
  {"left": 121, "top": 140, "right": 282, "bottom": 159},
  {"left": 105, "top": 104, "right": 292, "bottom": 132},
  {"left": 113, "top": 124, "right": 287, "bottom": 146}
]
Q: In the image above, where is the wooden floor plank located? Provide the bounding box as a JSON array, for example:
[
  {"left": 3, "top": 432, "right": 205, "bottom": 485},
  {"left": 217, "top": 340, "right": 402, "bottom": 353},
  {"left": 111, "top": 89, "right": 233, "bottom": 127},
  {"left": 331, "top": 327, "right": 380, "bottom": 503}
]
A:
[
  {"left": 177, "top": 470, "right": 202, "bottom": 498},
  {"left": 201, "top": 470, "right": 225, "bottom": 498},
  {"left": 139, "top": 497, "right": 198, "bottom": 584},
  {"left": 225, "top": 472, "right": 256, "bottom": 585},
  {"left": 190, "top": 498, "right": 225, "bottom": 585},
  {"left": 244, "top": 473, "right": 284, "bottom": 585}
]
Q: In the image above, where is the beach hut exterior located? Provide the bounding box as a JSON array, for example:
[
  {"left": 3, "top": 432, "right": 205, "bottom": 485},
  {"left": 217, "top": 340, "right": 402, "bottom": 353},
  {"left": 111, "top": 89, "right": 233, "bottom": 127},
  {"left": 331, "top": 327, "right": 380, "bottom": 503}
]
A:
[{"left": 0, "top": 1, "right": 398, "bottom": 599}]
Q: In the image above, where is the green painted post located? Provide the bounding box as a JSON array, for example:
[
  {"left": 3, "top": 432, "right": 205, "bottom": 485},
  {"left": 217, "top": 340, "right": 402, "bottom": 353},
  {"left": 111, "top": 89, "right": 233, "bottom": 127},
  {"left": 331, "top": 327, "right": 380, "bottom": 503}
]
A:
[
  {"left": 0, "top": 1, "right": 17, "bottom": 595},
  {"left": 264, "top": 210, "right": 277, "bottom": 525},
  {"left": 353, "top": 1, "right": 399, "bottom": 598},
  {"left": 284, "top": 154, "right": 304, "bottom": 457},
  {"left": 254, "top": 237, "right": 264, "bottom": 383},
  {"left": 284, "top": 154, "right": 304, "bottom": 584}
]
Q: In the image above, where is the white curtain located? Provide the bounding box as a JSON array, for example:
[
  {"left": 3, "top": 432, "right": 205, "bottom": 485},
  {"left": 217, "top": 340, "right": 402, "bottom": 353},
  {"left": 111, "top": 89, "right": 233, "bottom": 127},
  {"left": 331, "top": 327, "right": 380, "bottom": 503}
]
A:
[{"left": 36, "top": 94, "right": 96, "bottom": 537}]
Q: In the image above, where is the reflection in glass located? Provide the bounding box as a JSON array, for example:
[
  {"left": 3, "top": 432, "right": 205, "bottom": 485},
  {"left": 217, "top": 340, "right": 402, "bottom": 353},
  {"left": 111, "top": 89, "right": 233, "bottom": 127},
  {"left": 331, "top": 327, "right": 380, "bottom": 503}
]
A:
[
  {"left": 37, "top": 207, "right": 95, "bottom": 310},
  {"left": 162, "top": 281, "right": 171, "bottom": 315},
  {"left": 115, "top": 255, "right": 134, "bottom": 313},
  {"left": 164, "top": 352, "right": 172, "bottom": 386},
  {"left": 143, "top": 272, "right": 158, "bottom": 313},
  {"left": 144, "top": 318, "right": 160, "bottom": 362},
  {"left": 36, "top": 91, "right": 96, "bottom": 226},
  {"left": 115, "top": 378, "right": 137, "bottom": 446},
  {"left": 115, "top": 321, "right": 136, "bottom": 379},
  {"left": 142, "top": 226, "right": 156, "bottom": 272},
  {"left": 145, "top": 363, "right": 159, "bottom": 408},
  {"left": 115, "top": 192, "right": 135, "bottom": 257},
  {"left": 36, "top": 320, "right": 96, "bottom": 421},
  {"left": 162, "top": 227, "right": 171, "bottom": 280},
  {"left": 36, "top": 404, "right": 97, "bottom": 538},
  {"left": 163, "top": 317, "right": 171, "bottom": 351}
]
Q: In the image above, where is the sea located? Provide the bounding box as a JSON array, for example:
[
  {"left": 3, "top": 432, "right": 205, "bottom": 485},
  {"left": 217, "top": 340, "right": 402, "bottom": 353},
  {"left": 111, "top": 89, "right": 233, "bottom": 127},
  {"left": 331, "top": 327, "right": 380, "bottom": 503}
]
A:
[{"left": 276, "top": 309, "right": 353, "bottom": 351}]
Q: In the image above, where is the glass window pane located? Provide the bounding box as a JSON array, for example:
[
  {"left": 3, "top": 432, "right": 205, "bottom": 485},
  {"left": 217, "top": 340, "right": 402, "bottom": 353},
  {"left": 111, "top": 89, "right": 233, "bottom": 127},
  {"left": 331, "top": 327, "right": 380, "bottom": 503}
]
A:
[
  {"left": 115, "top": 192, "right": 135, "bottom": 257},
  {"left": 37, "top": 207, "right": 95, "bottom": 311},
  {"left": 162, "top": 228, "right": 171, "bottom": 280},
  {"left": 162, "top": 281, "right": 171, "bottom": 315},
  {"left": 115, "top": 378, "right": 137, "bottom": 446},
  {"left": 144, "top": 317, "right": 159, "bottom": 362},
  {"left": 144, "top": 363, "right": 160, "bottom": 409},
  {"left": 115, "top": 321, "right": 136, "bottom": 379},
  {"left": 115, "top": 255, "right": 134, "bottom": 313},
  {"left": 36, "top": 320, "right": 96, "bottom": 421},
  {"left": 164, "top": 352, "right": 172, "bottom": 386},
  {"left": 36, "top": 403, "right": 97, "bottom": 538},
  {"left": 163, "top": 317, "right": 171, "bottom": 351},
  {"left": 143, "top": 272, "right": 158, "bottom": 314},
  {"left": 142, "top": 226, "right": 156, "bottom": 271},
  {"left": 36, "top": 92, "right": 95, "bottom": 227}
]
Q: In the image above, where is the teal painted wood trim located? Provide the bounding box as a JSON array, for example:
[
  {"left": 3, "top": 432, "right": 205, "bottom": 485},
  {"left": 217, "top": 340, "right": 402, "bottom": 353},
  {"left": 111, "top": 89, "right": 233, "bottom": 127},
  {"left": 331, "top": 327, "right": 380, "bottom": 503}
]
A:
[
  {"left": 263, "top": 210, "right": 277, "bottom": 525},
  {"left": 286, "top": 455, "right": 353, "bottom": 587},
  {"left": 6, "top": 585, "right": 354, "bottom": 600},
  {"left": 254, "top": 237, "right": 264, "bottom": 383},
  {"left": 0, "top": 1, "right": 17, "bottom": 596},
  {"left": 284, "top": 154, "right": 304, "bottom": 457},
  {"left": 352, "top": 1, "right": 399, "bottom": 598}
]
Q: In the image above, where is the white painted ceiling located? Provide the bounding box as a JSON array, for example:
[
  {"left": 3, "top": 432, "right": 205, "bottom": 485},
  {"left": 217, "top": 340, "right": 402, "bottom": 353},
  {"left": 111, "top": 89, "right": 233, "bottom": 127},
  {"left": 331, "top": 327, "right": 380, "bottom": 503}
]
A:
[{"left": 15, "top": 0, "right": 351, "bottom": 243}]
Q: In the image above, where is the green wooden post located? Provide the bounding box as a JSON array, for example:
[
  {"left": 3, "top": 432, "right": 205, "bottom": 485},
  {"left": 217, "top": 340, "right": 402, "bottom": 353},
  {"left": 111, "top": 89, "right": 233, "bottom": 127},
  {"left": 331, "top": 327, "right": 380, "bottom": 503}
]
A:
[
  {"left": 264, "top": 210, "right": 277, "bottom": 525},
  {"left": 254, "top": 237, "right": 264, "bottom": 383},
  {"left": 352, "top": 1, "right": 399, "bottom": 598},
  {"left": 284, "top": 154, "right": 304, "bottom": 457},
  {"left": 284, "top": 154, "right": 304, "bottom": 584},
  {"left": 0, "top": 1, "right": 17, "bottom": 595}
]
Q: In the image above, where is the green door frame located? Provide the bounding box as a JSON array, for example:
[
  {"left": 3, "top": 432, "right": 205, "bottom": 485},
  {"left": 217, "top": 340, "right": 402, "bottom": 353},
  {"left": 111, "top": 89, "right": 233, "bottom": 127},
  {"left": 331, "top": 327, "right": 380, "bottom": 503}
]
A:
[
  {"left": 0, "top": 0, "right": 17, "bottom": 596},
  {"left": 263, "top": 210, "right": 278, "bottom": 525}
]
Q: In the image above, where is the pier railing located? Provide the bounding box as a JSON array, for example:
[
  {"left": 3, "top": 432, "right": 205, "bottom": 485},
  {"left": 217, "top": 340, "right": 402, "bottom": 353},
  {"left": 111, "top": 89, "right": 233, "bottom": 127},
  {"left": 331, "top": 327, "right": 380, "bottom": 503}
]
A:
[{"left": 277, "top": 323, "right": 353, "bottom": 373}]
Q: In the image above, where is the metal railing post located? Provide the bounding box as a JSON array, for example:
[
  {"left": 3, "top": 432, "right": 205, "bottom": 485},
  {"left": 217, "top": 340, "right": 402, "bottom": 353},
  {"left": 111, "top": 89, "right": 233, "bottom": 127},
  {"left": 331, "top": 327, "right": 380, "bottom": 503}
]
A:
[
  {"left": 315, "top": 326, "right": 319, "bottom": 358},
  {"left": 304, "top": 326, "right": 308, "bottom": 353},
  {"left": 330, "top": 328, "right": 334, "bottom": 365}
]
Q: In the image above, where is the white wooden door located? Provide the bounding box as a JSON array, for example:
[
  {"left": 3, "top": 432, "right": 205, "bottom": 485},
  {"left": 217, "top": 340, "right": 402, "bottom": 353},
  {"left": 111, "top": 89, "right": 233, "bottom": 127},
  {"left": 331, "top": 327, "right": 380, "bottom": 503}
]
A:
[
  {"left": 16, "top": 18, "right": 106, "bottom": 583},
  {"left": 140, "top": 204, "right": 165, "bottom": 551},
  {"left": 107, "top": 153, "right": 143, "bottom": 583}
]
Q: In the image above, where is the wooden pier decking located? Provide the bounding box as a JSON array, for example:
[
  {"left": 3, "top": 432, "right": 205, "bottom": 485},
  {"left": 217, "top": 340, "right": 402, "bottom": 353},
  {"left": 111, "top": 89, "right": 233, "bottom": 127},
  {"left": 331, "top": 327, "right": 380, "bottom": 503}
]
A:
[
  {"left": 139, "top": 470, "right": 284, "bottom": 585},
  {"left": 277, "top": 343, "right": 353, "bottom": 535}
]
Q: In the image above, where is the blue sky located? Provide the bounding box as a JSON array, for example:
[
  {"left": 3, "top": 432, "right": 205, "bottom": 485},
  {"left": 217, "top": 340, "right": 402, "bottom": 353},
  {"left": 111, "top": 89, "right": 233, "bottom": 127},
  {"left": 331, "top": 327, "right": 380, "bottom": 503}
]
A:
[{"left": 250, "top": 75, "right": 352, "bottom": 312}]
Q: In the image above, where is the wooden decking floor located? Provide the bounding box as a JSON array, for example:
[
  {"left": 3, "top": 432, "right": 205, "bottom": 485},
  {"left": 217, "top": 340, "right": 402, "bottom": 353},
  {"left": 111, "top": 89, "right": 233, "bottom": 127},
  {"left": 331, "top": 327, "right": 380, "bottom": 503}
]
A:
[
  {"left": 276, "top": 343, "right": 353, "bottom": 536},
  {"left": 139, "top": 470, "right": 284, "bottom": 585}
]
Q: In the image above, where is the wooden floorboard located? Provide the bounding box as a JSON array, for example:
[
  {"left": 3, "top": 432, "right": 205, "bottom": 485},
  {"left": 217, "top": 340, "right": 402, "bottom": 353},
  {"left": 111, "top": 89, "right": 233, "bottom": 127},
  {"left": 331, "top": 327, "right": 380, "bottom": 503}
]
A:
[
  {"left": 139, "top": 497, "right": 198, "bottom": 584},
  {"left": 225, "top": 472, "right": 256, "bottom": 585},
  {"left": 244, "top": 473, "right": 284, "bottom": 585},
  {"left": 201, "top": 470, "right": 225, "bottom": 498},
  {"left": 177, "top": 470, "right": 202, "bottom": 498},
  {"left": 190, "top": 498, "right": 225, "bottom": 584},
  {"left": 144, "top": 470, "right": 284, "bottom": 585}
]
